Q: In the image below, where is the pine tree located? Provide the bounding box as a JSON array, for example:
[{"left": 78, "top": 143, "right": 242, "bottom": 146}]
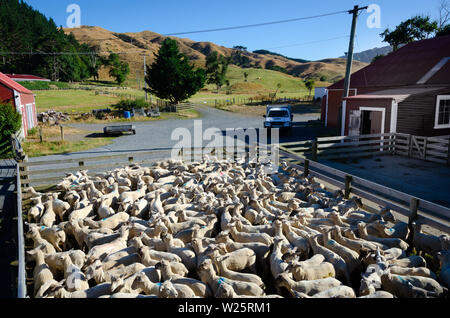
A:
[{"left": 144, "top": 38, "right": 206, "bottom": 104}]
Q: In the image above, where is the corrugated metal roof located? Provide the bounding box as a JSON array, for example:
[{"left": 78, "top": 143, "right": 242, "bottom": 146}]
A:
[
  {"left": 329, "top": 35, "right": 450, "bottom": 90},
  {"left": 344, "top": 86, "right": 447, "bottom": 103},
  {"left": 0, "top": 72, "right": 33, "bottom": 94},
  {"left": 5, "top": 74, "right": 50, "bottom": 81}
]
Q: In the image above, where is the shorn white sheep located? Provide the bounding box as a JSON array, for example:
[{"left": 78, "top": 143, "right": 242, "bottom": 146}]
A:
[{"left": 24, "top": 159, "right": 448, "bottom": 299}]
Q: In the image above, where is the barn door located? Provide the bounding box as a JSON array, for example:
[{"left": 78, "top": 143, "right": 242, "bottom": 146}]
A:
[{"left": 348, "top": 110, "right": 361, "bottom": 136}]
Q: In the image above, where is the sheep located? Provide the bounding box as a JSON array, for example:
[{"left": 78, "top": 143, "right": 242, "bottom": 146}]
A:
[
  {"left": 331, "top": 226, "right": 381, "bottom": 253},
  {"left": 322, "top": 230, "right": 362, "bottom": 277},
  {"left": 49, "top": 282, "right": 113, "bottom": 298},
  {"left": 26, "top": 223, "right": 66, "bottom": 252},
  {"left": 295, "top": 285, "right": 356, "bottom": 298},
  {"left": 28, "top": 196, "right": 44, "bottom": 223},
  {"left": 281, "top": 221, "right": 310, "bottom": 259},
  {"left": 155, "top": 259, "right": 212, "bottom": 297},
  {"left": 25, "top": 158, "right": 448, "bottom": 299},
  {"left": 389, "top": 266, "right": 437, "bottom": 280},
  {"left": 26, "top": 226, "right": 56, "bottom": 255},
  {"left": 215, "top": 281, "right": 283, "bottom": 298},
  {"left": 358, "top": 291, "right": 394, "bottom": 298},
  {"left": 132, "top": 272, "right": 162, "bottom": 296},
  {"left": 84, "top": 260, "right": 126, "bottom": 283},
  {"left": 68, "top": 204, "right": 95, "bottom": 222},
  {"left": 161, "top": 233, "right": 197, "bottom": 272},
  {"left": 210, "top": 247, "right": 257, "bottom": 274},
  {"left": 357, "top": 222, "right": 409, "bottom": 251},
  {"left": 96, "top": 197, "right": 115, "bottom": 220},
  {"left": 44, "top": 250, "right": 86, "bottom": 275},
  {"left": 369, "top": 220, "right": 409, "bottom": 241},
  {"left": 40, "top": 201, "right": 56, "bottom": 228},
  {"left": 159, "top": 279, "right": 196, "bottom": 298},
  {"left": 287, "top": 259, "right": 335, "bottom": 281},
  {"left": 119, "top": 182, "right": 146, "bottom": 204},
  {"left": 197, "top": 259, "right": 264, "bottom": 297},
  {"left": 27, "top": 247, "right": 54, "bottom": 297},
  {"left": 61, "top": 254, "right": 89, "bottom": 292},
  {"left": 137, "top": 246, "right": 184, "bottom": 266},
  {"left": 380, "top": 271, "right": 445, "bottom": 298},
  {"left": 85, "top": 226, "right": 129, "bottom": 264},
  {"left": 275, "top": 272, "right": 342, "bottom": 297},
  {"left": 87, "top": 212, "right": 130, "bottom": 230},
  {"left": 411, "top": 222, "right": 443, "bottom": 257},
  {"left": 307, "top": 234, "right": 350, "bottom": 285},
  {"left": 228, "top": 223, "right": 273, "bottom": 246},
  {"left": 48, "top": 192, "right": 71, "bottom": 222},
  {"left": 270, "top": 237, "right": 289, "bottom": 280},
  {"left": 211, "top": 252, "right": 265, "bottom": 288},
  {"left": 437, "top": 250, "right": 450, "bottom": 288}
]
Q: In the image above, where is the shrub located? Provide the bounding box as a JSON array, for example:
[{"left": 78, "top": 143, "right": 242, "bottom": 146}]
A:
[
  {"left": 0, "top": 103, "right": 22, "bottom": 157},
  {"left": 20, "top": 81, "right": 69, "bottom": 90},
  {"left": 112, "top": 98, "right": 149, "bottom": 112}
]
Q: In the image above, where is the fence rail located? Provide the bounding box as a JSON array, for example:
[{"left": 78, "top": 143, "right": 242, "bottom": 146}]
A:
[
  {"left": 18, "top": 146, "right": 252, "bottom": 189},
  {"left": 277, "top": 147, "right": 450, "bottom": 234},
  {"left": 280, "top": 132, "right": 450, "bottom": 164},
  {"left": 16, "top": 164, "right": 27, "bottom": 298}
]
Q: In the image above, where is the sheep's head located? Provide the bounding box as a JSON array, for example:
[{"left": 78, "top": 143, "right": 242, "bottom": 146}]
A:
[
  {"left": 359, "top": 276, "right": 376, "bottom": 296},
  {"left": 84, "top": 260, "right": 103, "bottom": 280},
  {"left": 26, "top": 226, "right": 40, "bottom": 239},
  {"left": 215, "top": 282, "right": 234, "bottom": 298},
  {"left": 110, "top": 275, "right": 125, "bottom": 293},
  {"left": 159, "top": 280, "right": 178, "bottom": 298}
]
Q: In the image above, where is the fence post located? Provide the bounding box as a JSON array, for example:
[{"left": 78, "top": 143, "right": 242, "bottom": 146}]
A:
[
  {"left": 311, "top": 138, "right": 318, "bottom": 161},
  {"left": 407, "top": 134, "right": 412, "bottom": 157},
  {"left": 447, "top": 141, "right": 450, "bottom": 166},
  {"left": 60, "top": 125, "right": 64, "bottom": 142},
  {"left": 39, "top": 127, "right": 43, "bottom": 143},
  {"left": 128, "top": 157, "right": 134, "bottom": 163},
  {"left": 304, "top": 159, "right": 310, "bottom": 177},
  {"left": 408, "top": 198, "right": 419, "bottom": 225},
  {"left": 79, "top": 161, "right": 84, "bottom": 167},
  {"left": 344, "top": 175, "right": 352, "bottom": 199},
  {"left": 423, "top": 137, "right": 428, "bottom": 159}
]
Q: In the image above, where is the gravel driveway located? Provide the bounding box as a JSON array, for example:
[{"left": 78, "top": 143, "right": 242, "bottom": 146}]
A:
[{"left": 29, "top": 105, "right": 320, "bottom": 163}]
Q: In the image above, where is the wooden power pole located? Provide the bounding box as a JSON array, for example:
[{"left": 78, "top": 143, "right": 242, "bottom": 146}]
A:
[
  {"left": 339, "top": 5, "right": 368, "bottom": 134},
  {"left": 143, "top": 55, "right": 148, "bottom": 102}
]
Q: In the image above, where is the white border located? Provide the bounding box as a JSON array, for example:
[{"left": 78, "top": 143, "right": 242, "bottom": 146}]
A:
[
  {"left": 359, "top": 107, "right": 386, "bottom": 135},
  {"left": 390, "top": 101, "right": 398, "bottom": 133},
  {"left": 434, "top": 95, "right": 450, "bottom": 129}
]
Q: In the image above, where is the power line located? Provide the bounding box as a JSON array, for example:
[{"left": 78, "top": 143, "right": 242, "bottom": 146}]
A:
[
  {"left": 164, "top": 10, "right": 349, "bottom": 36},
  {"left": 264, "top": 35, "right": 350, "bottom": 50}
]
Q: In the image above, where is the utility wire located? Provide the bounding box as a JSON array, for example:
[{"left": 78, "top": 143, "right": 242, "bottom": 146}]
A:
[
  {"left": 265, "top": 35, "right": 350, "bottom": 50},
  {"left": 164, "top": 10, "right": 349, "bottom": 36}
]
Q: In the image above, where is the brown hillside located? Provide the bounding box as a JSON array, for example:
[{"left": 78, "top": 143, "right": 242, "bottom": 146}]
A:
[{"left": 64, "top": 26, "right": 367, "bottom": 83}]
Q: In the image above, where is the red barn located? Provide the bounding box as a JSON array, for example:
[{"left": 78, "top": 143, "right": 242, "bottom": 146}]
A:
[
  {"left": 322, "top": 35, "right": 450, "bottom": 137},
  {"left": 0, "top": 72, "right": 37, "bottom": 138}
]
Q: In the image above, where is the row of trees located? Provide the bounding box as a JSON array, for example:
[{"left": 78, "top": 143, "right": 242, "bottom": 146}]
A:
[
  {"left": 380, "top": 1, "right": 450, "bottom": 51},
  {"left": 0, "top": 0, "right": 100, "bottom": 82},
  {"left": 0, "top": 0, "right": 130, "bottom": 85}
]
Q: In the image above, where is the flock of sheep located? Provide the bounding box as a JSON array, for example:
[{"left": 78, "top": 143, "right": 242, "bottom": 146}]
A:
[{"left": 23, "top": 156, "right": 450, "bottom": 298}]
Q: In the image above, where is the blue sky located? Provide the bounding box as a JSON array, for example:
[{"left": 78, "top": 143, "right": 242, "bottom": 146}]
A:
[{"left": 25, "top": 0, "right": 444, "bottom": 61}]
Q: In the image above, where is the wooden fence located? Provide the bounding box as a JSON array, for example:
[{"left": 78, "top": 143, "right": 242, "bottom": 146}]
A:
[
  {"left": 280, "top": 133, "right": 450, "bottom": 164},
  {"left": 277, "top": 147, "right": 450, "bottom": 233},
  {"left": 394, "top": 133, "right": 450, "bottom": 165},
  {"left": 214, "top": 96, "right": 314, "bottom": 107},
  {"left": 18, "top": 146, "right": 251, "bottom": 189}
]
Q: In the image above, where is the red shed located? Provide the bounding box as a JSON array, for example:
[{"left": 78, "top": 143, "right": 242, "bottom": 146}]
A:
[
  {"left": 0, "top": 72, "right": 37, "bottom": 138},
  {"left": 322, "top": 35, "right": 450, "bottom": 137}
]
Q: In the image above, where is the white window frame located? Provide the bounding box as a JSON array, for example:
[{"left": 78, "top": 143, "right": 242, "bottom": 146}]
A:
[{"left": 434, "top": 95, "right": 450, "bottom": 129}]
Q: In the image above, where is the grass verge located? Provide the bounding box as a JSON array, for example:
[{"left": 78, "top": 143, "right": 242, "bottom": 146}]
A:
[{"left": 23, "top": 138, "right": 116, "bottom": 158}]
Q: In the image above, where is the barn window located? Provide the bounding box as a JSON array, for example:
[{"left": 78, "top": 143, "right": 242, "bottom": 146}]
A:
[{"left": 435, "top": 95, "right": 450, "bottom": 129}]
